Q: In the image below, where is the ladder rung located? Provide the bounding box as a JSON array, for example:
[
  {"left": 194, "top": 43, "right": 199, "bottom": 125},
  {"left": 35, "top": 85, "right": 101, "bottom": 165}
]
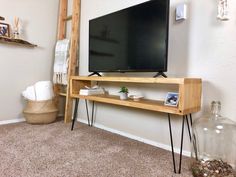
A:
[
  {"left": 58, "top": 92, "right": 67, "bottom": 97},
  {"left": 64, "top": 15, "right": 72, "bottom": 21}
]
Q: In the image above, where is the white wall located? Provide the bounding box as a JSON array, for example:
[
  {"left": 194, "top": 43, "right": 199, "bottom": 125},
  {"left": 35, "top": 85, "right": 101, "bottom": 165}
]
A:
[
  {"left": 78, "top": 0, "right": 236, "bottom": 152},
  {"left": 0, "top": 0, "right": 59, "bottom": 120}
]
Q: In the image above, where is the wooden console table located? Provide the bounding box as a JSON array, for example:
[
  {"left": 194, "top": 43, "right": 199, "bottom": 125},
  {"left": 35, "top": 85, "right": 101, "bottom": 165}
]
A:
[{"left": 70, "top": 76, "right": 202, "bottom": 174}]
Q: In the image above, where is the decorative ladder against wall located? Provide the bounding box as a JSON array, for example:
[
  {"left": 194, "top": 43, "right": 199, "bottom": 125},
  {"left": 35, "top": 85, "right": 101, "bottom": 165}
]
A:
[{"left": 54, "top": 0, "right": 81, "bottom": 123}]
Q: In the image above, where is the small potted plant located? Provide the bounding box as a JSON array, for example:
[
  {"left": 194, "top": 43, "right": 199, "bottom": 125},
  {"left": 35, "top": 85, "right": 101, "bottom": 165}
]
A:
[{"left": 119, "top": 86, "right": 129, "bottom": 100}]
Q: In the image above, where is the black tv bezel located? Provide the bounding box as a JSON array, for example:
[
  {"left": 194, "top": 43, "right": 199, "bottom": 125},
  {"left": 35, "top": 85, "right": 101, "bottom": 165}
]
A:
[{"left": 88, "top": 0, "right": 170, "bottom": 73}]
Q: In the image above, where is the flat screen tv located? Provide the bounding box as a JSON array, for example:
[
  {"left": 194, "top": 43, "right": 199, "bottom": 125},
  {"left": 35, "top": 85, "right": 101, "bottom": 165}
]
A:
[{"left": 89, "top": 0, "right": 170, "bottom": 76}]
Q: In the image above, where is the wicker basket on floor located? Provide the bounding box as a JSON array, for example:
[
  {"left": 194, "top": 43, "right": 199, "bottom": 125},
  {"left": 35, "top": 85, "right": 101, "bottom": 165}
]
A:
[{"left": 23, "top": 99, "right": 58, "bottom": 124}]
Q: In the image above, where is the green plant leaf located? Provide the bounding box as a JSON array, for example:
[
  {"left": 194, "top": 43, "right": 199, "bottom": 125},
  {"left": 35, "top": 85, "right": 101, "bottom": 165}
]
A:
[{"left": 119, "top": 86, "right": 128, "bottom": 93}]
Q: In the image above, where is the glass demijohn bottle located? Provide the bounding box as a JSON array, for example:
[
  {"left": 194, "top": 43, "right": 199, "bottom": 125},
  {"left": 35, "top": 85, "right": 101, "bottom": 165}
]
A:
[{"left": 191, "top": 101, "right": 236, "bottom": 177}]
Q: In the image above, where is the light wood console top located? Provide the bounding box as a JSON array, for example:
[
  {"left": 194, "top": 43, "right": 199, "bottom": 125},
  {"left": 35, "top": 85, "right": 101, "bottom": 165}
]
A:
[{"left": 70, "top": 76, "right": 201, "bottom": 84}]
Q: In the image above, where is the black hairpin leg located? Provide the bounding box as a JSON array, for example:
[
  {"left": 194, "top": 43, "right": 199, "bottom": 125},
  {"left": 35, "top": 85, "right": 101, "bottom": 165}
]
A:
[
  {"left": 189, "top": 114, "right": 193, "bottom": 126},
  {"left": 85, "top": 100, "right": 95, "bottom": 127},
  {"left": 91, "top": 101, "right": 95, "bottom": 126},
  {"left": 168, "top": 113, "right": 177, "bottom": 173},
  {"left": 185, "top": 115, "right": 192, "bottom": 141},
  {"left": 71, "top": 98, "right": 79, "bottom": 131},
  {"left": 85, "top": 100, "right": 91, "bottom": 126},
  {"left": 189, "top": 114, "right": 198, "bottom": 160},
  {"left": 178, "top": 116, "right": 185, "bottom": 173},
  {"left": 168, "top": 114, "right": 186, "bottom": 174}
]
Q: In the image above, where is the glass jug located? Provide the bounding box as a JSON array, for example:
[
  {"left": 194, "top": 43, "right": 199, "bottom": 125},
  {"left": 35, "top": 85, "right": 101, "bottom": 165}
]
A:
[{"left": 191, "top": 101, "right": 236, "bottom": 177}]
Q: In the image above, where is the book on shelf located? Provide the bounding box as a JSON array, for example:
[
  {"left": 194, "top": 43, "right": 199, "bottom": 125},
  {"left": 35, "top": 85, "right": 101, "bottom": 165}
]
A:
[{"left": 79, "top": 87, "right": 105, "bottom": 96}]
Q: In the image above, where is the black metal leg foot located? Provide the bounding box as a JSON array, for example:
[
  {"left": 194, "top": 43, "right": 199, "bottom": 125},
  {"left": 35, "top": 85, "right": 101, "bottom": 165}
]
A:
[{"left": 71, "top": 98, "right": 79, "bottom": 131}]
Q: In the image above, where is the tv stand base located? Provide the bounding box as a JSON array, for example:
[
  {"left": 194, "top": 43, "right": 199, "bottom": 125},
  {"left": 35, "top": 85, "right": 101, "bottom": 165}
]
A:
[
  {"left": 153, "top": 72, "right": 167, "bottom": 78},
  {"left": 88, "top": 72, "right": 102, "bottom": 77},
  {"left": 69, "top": 76, "right": 202, "bottom": 174}
]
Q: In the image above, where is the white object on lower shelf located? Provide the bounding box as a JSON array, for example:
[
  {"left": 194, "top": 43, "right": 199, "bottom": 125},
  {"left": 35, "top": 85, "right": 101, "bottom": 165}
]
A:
[
  {"left": 128, "top": 95, "right": 144, "bottom": 101},
  {"left": 79, "top": 88, "right": 105, "bottom": 96}
]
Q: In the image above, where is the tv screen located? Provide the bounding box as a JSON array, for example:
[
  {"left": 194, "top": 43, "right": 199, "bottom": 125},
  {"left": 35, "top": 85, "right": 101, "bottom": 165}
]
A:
[{"left": 89, "top": 0, "right": 170, "bottom": 73}]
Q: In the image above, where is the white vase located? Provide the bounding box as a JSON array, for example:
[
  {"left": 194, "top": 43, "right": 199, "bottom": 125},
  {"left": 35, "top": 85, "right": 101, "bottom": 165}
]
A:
[
  {"left": 119, "top": 92, "right": 128, "bottom": 100},
  {"left": 217, "top": 0, "right": 229, "bottom": 21}
]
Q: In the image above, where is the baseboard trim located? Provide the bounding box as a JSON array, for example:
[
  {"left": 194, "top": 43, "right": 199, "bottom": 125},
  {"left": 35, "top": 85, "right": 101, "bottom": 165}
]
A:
[
  {"left": 77, "top": 118, "right": 191, "bottom": 157},
  {"left": 0, "top": 118, "right": 26, "bottom": 125}
]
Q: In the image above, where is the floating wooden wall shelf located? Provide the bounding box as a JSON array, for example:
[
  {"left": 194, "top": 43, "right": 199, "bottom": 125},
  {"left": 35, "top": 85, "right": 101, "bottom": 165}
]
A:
[{"left": 0, "top": 36, "right": 37, "bottom": 47}]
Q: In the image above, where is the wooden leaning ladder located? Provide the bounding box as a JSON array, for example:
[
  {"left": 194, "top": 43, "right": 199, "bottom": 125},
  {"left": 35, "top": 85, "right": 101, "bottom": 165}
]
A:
[{"left": 54, "top": 0, "right": 81, "bottom": 123}]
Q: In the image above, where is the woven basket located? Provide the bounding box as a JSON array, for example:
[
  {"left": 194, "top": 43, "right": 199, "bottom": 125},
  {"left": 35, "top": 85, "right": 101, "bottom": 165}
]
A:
[{"left": 23, "top": 99, "right": 58, "bottom": 124}]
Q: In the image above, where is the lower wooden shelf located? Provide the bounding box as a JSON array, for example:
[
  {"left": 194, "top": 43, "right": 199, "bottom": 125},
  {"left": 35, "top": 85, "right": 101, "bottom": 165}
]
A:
[
  {"left": 58, "top": 92, "right": 67, "bottom": 97},
  {"left": 72, "top": 94, "right": 191, "bottom": 115}
]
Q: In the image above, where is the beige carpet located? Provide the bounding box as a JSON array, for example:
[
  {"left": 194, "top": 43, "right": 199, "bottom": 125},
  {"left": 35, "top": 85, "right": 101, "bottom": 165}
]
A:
[{"left": 0, "top": 119, "right": 193, "bottom": 177}]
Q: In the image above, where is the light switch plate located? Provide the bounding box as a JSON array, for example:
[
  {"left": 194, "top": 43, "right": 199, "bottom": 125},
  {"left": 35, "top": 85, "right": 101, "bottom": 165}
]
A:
[{"left": 176, "top": 3, "right": 187, "bottom": 21}]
